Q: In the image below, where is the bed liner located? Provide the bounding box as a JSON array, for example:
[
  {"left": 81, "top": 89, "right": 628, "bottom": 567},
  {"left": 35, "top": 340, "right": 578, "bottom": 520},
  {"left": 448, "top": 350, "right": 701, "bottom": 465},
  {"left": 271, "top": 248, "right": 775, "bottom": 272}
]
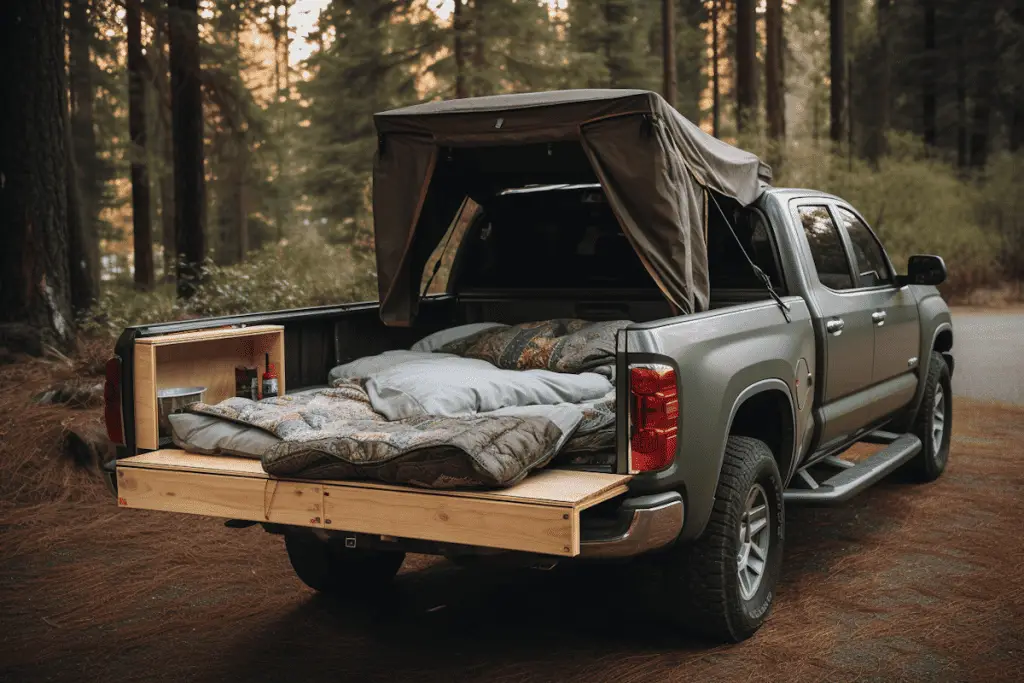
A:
[{"left": 116, "top": 449, "right": 631, "bottom": 557}]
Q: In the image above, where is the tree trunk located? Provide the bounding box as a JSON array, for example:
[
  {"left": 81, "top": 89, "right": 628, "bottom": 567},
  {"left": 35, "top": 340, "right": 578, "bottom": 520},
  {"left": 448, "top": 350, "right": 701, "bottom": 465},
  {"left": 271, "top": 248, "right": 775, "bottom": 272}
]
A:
[
  {"left": 711, "top": 0, "right": 720, "bottom": 137},
  {"left": 735, "top": 0, "right": 757, "bottom": 133},
  {"left": 151, "top": 14, "right": 176, "bottom": 282},
  {"left": 765, "top": 0, "right": 784, "bottom": 141},
  {"left": 830, "top": 0, "right": 845, "bottom": 144},
  {"left": 922, "top": 0, "right": 937, "bottom": 147},
  {"left": 67, "top": 0, "right": 100, "bottom": 310},
  {"left": 283, "top": 1, "right": 291, "bottom": 92},
  {"left": 955, "top": 20, "right": 967, "bottom": 168},
  {"left": 0, "top": 0, "right": 75, "bottom": 353},
  {"left": 169, "top": 0, "right": 206, "bottom": 298},
  {"left": 472, "top": 0, "right": 487, "bottom": 96},
  {"left": 661, "top": 0, "right": 677, "bottom": 107},
  {"left": 453, "top": 0, "right": 468, "bottom": 97},
  {"left": 272, "top": 4, "right": 281, "bottom": 97},
  {"left": 865, "top": 0, "right": 890, "bottom": 165},
  {"left": 128, "top": 0, "right": 154, "bottom": 290},
  {"left": 969, "top": 66, "right": 994, "bottom": 169}
]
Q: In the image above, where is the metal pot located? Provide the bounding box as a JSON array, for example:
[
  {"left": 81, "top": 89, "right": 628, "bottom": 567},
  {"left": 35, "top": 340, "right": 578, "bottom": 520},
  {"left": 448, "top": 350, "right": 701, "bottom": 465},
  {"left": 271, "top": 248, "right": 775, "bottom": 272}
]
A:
[{"left": 157, "top": 386, "right": 207, "bottom": 437}]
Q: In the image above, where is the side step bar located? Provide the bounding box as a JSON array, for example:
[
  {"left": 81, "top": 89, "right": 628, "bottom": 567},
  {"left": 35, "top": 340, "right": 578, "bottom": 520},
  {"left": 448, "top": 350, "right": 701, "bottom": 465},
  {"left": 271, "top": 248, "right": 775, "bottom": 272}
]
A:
[{"left": 785, "top": 433, "right": 922, "bottom": 504}]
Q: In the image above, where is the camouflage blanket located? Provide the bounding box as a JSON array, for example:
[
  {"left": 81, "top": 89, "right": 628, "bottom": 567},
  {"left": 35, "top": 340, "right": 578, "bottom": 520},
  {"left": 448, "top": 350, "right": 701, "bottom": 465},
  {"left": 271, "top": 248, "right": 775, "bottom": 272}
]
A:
[
  {"left": 173, "top": 319, "right": 630, "bottom": 488},
  {"left": 179, "top": 382, "right": 580, "bottom": 489}
]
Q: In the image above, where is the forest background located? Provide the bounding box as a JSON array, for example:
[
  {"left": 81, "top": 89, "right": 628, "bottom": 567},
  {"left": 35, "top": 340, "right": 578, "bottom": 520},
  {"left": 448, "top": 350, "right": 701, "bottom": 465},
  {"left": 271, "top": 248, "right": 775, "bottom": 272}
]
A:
[{"left": 2, "top": 0, "right": 1022, "bottom": 351}]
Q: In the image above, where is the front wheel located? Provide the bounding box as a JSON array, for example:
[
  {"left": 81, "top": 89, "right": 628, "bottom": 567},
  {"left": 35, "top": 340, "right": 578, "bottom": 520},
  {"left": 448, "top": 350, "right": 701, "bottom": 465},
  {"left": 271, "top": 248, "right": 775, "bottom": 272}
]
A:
[
  {"left": 907, "top": 351, "right": 952, "bottom": 482},
  {"left": 660, "top": 436, "right": 785, "bottom": 642}
]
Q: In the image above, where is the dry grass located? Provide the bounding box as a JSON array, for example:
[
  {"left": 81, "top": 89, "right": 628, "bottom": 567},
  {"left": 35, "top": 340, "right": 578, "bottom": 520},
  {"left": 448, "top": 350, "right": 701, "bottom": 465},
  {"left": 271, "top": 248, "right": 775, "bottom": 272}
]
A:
[{"left": 0, "top": 353, "right": 1022, "bottom": 682}]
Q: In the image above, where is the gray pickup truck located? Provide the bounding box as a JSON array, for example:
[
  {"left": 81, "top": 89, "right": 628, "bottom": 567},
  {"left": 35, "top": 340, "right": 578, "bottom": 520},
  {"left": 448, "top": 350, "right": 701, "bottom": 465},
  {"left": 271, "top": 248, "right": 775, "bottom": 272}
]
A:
[{"left": 105, "top": 90, "right": 952, "bottom": 643}]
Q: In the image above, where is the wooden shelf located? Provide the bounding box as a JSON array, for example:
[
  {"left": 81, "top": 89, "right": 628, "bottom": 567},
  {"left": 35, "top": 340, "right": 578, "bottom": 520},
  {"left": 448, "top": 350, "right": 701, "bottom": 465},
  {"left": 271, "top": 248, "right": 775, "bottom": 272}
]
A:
[
  {"left": 136, "top": 324, "right": 285, "bottom": 346},
  {"left": 134, "top": 325, "right": 285, "bottom": 450},
  {"left": 117, "top": 449, "right": 632, "bottom": 557}
]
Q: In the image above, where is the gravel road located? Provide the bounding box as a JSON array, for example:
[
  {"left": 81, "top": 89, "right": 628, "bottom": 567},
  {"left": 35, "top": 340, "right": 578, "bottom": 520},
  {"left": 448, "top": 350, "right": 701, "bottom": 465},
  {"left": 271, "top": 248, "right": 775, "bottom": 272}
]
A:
[
  {"left": 2, "top": 315, "right": 1023, "bottom": 683},
  {"left": 951, "top": 310, "right": 1024, "bottom": 404}
]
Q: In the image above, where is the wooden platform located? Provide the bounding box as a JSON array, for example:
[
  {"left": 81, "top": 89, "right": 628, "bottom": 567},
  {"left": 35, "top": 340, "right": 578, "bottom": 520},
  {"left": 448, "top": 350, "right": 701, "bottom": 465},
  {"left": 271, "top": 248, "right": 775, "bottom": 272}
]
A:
[{"left": 116, "top": 450, "right": 631, "bottom": 557}]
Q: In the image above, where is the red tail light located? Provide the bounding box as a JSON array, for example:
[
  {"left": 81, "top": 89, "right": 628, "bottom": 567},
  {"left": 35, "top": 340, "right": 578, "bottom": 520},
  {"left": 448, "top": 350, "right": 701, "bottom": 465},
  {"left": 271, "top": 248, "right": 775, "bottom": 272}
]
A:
[
  {"left": 104, "top": 357, "right": 125, "bottom": 445},
  {"left": 629, "top": 365, "right": 678, "bottom": 472}
]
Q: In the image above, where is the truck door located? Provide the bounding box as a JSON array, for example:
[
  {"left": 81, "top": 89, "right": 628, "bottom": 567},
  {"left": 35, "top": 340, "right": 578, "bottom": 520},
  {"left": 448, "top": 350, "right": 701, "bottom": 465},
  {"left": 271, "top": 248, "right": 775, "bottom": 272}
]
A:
[
  {"left": 793, "top": 203, "right": 877, "bottom": 445},
  {"left": 832, "top": 205, "right": 920, "bottom": 385}
]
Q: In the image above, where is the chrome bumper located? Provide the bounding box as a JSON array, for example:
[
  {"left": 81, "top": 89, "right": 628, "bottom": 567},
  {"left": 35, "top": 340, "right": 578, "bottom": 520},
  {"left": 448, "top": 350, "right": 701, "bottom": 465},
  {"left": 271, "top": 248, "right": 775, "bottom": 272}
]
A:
[{"left": 579, "top": 495, "right": 684, "bottom": 558}]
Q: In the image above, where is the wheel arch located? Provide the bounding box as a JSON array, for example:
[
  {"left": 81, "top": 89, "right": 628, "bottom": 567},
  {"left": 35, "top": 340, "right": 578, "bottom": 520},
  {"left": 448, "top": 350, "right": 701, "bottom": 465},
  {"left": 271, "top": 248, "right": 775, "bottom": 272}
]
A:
[{"left": 725, "top": 380, "right": 798, "bottom": 487}]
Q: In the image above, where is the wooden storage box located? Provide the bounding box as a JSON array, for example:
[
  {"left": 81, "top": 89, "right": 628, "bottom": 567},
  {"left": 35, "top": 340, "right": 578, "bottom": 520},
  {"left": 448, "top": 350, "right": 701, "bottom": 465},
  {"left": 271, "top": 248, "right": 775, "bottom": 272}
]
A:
[
  {"left": 116, "top": 450, "right": 631, "bottom": 557},
  {"left": 134, "top": 325, "right": 285, "bottom": 450}
]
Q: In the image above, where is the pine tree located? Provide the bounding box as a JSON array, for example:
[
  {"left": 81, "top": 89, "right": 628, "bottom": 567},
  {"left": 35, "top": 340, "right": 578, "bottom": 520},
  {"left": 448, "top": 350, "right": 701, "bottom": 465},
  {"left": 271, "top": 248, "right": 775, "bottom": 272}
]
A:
[
  {"left": 128, "top": 0, "right": 155, "bottom": 289},
  {"left": 67, "top": 0, "right": 102, "bottom": 309},
  {"left": 300, "top": 1, "right": 441, "bottom": 242},
  {"left": 169, "top": 0, "right": 207, "bottom": 298},
  {"left": 662, "top": 0, "right": 677, "bottom": 106},
  {"left": 829, "top": 0, "right": 845, "bottom": 144},
  {"left": 567, "top": 1, "right": 660, "bottom": 91},
  {"left": 765, "top": 0, "right": 785, "bottom": 141},
  {"left": 0, "top": 0, "right": 75, "bottom": 352},
  {"left": 735, "top": 0, "right": 757, "bottom": 132}
]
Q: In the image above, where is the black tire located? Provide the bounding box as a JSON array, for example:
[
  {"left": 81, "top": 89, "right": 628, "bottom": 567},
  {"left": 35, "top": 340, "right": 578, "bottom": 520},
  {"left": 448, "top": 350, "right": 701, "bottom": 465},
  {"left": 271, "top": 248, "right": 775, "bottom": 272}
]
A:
[
  {"left": 906, "top": 351, "right": 952, "bottom": 482},
  {"left": 661, "top": 436, "right": 784, "bottom": 642},
  {"left": 284, "top": 532, "right": 405, "bottom": 594}
]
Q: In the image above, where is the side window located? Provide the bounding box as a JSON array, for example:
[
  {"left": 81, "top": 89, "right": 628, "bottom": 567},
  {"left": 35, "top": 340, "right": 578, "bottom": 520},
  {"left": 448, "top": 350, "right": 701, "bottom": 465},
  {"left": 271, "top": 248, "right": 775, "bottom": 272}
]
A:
[
  {"left": 837, "top": 207, "right": 893, "bottom": 287},
  {"left": 797, "top": 205, "right": 854, "bottom": 290}
]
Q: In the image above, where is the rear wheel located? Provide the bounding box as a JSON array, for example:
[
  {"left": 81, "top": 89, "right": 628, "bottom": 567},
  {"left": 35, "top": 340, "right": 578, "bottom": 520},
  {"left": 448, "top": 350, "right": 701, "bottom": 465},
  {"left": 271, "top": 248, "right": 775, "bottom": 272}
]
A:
[
  {"left": 906, "top": 351, "right": 952, "bottom": 482},
  {"left": 284, "top": 531, "right": 405, "bottom": 593},
  {"left": 660, "top": 436, "right": 784, "bottom": 642}
]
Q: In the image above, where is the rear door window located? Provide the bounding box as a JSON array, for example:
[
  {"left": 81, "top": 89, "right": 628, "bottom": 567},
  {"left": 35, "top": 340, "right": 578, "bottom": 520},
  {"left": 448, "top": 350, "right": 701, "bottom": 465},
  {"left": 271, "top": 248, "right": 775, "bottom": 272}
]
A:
[
  {"left": 836, "top": 207, "right": 894, "bottom": 288},
  {"left": 797, "top": 205, "right": 855, "bottom": 290}
]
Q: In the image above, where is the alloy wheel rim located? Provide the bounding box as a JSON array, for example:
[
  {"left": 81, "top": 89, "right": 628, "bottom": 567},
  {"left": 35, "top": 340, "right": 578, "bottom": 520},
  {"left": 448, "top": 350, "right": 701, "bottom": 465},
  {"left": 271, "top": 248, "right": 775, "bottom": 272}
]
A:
[
  {"left": 737, "top": 483, "right": 771, "bottom": 601},
  {"left": 932, "top": 384, "right": 946, "bottom": 460}
]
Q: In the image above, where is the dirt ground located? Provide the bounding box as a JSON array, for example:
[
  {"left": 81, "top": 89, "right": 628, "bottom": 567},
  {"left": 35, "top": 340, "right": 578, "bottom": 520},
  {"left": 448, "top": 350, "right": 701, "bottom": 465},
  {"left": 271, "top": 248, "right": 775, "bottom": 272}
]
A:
[{"left": 1, "top": 353, "right": 1023, "bottom": 683}]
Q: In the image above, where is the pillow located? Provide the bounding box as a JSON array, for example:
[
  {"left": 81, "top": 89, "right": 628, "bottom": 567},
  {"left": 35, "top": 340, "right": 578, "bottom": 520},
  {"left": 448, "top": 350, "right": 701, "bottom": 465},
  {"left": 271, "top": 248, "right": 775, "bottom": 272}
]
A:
[
  {"left": 438, "top": 318, "right": 631, "bottom": 376},
  {"left": 363, "top": 354, "right": 612, "bottom": 421},
  {"left": 410, "top": 322, "right": 508, "bottom": 353},
  {"left": 328, "top": 350, "right": 455, "bottom": 386}
]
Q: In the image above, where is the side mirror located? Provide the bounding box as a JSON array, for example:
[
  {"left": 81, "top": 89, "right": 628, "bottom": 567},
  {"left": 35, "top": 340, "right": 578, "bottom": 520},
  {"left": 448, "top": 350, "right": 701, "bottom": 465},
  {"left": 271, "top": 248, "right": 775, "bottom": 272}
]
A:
[{"left": 898, "top": 254, "right": 947, "bottom": 286}]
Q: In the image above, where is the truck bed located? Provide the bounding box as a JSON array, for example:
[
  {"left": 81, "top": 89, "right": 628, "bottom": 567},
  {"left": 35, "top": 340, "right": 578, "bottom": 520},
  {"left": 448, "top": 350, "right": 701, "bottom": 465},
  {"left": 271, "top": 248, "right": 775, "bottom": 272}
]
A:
[{"left": 116, "top": 450, "right": 631, "bottom": 557}]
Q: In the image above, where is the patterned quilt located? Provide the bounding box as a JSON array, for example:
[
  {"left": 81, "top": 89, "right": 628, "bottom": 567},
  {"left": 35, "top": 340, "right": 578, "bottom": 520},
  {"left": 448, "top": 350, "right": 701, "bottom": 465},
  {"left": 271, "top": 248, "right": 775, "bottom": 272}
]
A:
[
  {"left": 182, "top": 382, "right": 572, "bottom": 489},
  {"left": 174, "top": 319, "right": 631, "bottom": 489}
]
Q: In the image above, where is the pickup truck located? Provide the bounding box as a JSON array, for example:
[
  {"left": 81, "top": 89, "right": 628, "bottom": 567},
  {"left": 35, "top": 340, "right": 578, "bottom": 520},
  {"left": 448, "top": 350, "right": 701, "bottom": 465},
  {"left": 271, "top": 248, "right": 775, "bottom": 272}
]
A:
[{"left": 104, "top": 90, "right": 953, "bottom": 643}]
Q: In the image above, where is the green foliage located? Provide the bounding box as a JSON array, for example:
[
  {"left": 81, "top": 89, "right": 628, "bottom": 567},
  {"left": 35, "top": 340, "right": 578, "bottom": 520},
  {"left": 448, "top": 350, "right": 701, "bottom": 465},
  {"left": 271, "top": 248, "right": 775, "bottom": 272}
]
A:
[
  {"left": 761, "top": 134, "right": 1011, "bottom": 298},
  {"left": 566, "top": 0, "right": 660, "bottom": 90},
  {"left": 80, "top": 239, "right": 377, "bottom": 336},
  {"left": 429, "top": 0, "right": 563, "bottom": 97},
  {"left": 299, "top": 1, "right": 443, "bottom": 243}
]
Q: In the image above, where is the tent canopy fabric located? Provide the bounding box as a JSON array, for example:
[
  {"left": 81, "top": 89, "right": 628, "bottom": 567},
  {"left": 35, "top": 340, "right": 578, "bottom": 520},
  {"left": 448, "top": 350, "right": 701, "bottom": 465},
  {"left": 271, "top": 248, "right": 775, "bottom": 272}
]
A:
[{"left": 372, "top": 89, "right": 771, "bottom": 326}]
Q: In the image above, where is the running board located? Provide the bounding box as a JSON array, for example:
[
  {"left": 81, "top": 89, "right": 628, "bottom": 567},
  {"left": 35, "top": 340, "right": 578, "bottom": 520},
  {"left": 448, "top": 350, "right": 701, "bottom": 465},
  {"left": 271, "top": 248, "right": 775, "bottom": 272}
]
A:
[{"left": 784, "top": 433, "right": 922, "bottom": 504}]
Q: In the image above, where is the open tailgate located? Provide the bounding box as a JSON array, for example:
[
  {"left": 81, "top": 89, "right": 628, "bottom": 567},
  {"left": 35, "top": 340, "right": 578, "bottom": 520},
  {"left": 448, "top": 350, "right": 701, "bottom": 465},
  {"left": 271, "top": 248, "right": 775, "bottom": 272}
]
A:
[{"left": 116, "top": 450, "right": 631, "bottom": 557}]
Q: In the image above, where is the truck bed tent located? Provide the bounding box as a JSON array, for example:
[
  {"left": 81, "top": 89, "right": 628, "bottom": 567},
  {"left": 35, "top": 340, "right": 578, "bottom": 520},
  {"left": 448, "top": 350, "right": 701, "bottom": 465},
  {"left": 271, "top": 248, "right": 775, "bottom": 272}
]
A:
[{"left": 372, "top": 89, "right": 771, "bottom": 325}]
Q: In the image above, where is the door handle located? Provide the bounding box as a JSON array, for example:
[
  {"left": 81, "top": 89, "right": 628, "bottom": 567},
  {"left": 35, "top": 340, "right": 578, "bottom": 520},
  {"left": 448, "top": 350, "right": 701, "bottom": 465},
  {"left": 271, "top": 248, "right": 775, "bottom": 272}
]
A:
[
  {"left": 872, "top": 310, "right": 887, "bottom": 326},
  {"left": 826, "top": 318, "right": 845, "bottom": 335}
]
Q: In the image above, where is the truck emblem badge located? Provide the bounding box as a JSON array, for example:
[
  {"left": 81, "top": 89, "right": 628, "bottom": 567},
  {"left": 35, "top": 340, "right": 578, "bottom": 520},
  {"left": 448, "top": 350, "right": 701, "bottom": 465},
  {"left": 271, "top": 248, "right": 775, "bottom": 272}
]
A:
[{"left": 494, "top": 117, "right": 504, "bottom": 129}]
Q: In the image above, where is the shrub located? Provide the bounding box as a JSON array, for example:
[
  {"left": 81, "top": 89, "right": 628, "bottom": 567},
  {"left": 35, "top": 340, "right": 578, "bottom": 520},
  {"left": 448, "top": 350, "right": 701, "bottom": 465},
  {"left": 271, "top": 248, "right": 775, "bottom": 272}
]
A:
[
  {"left": 766, "top": 137, "right": 1007, "bottom": 299},
  {"left": 81, "top": 239, "right": 377, "bottom": 337}
]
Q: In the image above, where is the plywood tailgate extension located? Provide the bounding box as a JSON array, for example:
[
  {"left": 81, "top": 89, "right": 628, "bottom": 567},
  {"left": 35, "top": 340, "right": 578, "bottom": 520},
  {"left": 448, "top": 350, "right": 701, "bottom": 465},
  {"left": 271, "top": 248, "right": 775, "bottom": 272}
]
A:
[{"left": 116, "top": 450, "right": 632, "bottom": 557}]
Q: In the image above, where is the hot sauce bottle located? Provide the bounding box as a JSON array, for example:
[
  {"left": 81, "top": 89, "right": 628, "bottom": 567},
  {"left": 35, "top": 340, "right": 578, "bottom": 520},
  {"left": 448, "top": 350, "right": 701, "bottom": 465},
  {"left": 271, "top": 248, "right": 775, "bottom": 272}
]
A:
[{"left": 262, "top": 352, "right": 279, "bottom": 399}]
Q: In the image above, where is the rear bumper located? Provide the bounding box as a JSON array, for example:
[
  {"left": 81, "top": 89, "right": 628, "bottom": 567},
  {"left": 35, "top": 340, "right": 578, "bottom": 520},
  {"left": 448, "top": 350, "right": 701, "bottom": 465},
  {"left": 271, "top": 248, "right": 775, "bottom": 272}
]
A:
[{"left": 579, "top": 492, "right": 683, "bottom": 558}]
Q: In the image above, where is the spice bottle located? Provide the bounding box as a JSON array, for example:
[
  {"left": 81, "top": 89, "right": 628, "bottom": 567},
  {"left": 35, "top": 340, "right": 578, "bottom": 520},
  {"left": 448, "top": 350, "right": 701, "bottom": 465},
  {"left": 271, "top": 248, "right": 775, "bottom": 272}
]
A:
[{"left": 262, "top": 352, "right": 279, "bottom": 399}]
